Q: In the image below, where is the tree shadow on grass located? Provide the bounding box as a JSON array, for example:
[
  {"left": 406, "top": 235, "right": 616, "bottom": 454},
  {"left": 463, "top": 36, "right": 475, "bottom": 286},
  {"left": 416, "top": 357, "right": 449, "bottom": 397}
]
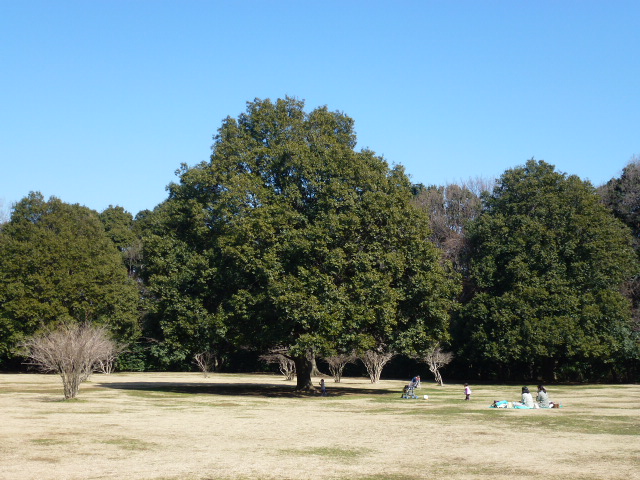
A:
[{"left": 97, "top": 381, "right": 398, "bottom": 398}]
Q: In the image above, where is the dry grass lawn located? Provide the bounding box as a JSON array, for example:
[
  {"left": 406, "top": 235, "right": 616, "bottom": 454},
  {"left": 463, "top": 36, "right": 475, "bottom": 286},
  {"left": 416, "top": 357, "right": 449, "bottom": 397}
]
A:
[{"left": 0, "top": 372, "right": 638, "bottom": 480}]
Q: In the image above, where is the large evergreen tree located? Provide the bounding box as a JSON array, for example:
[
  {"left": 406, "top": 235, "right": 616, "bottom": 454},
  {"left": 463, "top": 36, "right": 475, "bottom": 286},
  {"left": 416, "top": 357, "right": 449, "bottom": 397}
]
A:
[
  {"left": 0, "top": 193, "right": 140, "bottom": 366},
  {"left": 99, "top": 205, "right": 144, "bottom": 278},
  {"left": 459, "top": 160, "right": 639, "bottom": 381},
  {"left": 597, "top": 156, "right": 640, "bottom": 376},
  {"left": 598, "top": 156, "right": 640, "bottom": 240},
  {"left": 143, "top": 98, "right": 460, "bottom": 388}
]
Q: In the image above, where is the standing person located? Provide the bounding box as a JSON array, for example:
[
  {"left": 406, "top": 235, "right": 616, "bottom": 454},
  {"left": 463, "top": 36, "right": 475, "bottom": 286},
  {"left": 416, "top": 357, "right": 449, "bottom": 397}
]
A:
[
  {"left": 536, "top": 385, "right": 550, "bottom": 408},
  {"left": 464, "top": 383, "right": 472, "bottom": 401},
  {"left": 320, "top": 378, "right": 327, "bottom": 396}
]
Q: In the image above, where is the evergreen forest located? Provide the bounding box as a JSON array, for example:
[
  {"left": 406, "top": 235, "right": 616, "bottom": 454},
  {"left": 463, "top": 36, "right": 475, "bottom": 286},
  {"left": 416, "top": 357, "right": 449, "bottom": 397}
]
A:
[{"left": 2, "top": 98, "right": 639, "bottom": 383}]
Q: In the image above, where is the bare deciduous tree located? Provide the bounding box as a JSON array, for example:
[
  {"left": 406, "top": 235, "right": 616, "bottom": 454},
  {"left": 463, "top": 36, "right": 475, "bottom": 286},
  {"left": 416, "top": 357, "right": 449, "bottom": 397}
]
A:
[
  {"left": 412, "top": 178, "right": 493, "bottom": 278},
  {"left": 96, "top": 341, "right": 125, "bottom": 375},
  {"left": 259, "top": 353, "right": 296, "bottom": 381},
  {"left": 360, "top": 351, "right": 395, "bottom": 383},
  {"left": 422, "top": 344, "right": 454, "bottom": 386},
  {"left": 0, "top": 199, "right": 9, "bottom": 225},
  {"left": 22, "top": 323, "right": 122, "bottom": 399},
  {"left": 193, "top": 351, "right": 216, "bottom": 377},
  {"left": 324, "top": 353, "right": 356, "bottom": 382}
]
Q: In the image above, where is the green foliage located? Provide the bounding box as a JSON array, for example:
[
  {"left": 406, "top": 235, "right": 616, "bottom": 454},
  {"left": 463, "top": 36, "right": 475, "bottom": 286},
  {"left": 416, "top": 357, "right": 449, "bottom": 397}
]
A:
[
  {"left": 598, "top": 156, "right": 640, "bottom": 240},
  {"left": 139, "top": 205, "right": 227, "bottom": 360},
  {"left": 0, "top": 193, "right": 141, "bottom": 364},
  {"left": 99, "top": 205, "right": 136, "bottom": 251},
  {"left": 143, "top": 98, "right": 460, "bottom": 383},
  {"left": 99, "top": 205, "right": 143, "bottom": 277},
  {"left": 459, "top": 160, "right": 640, "bottom": 380},
  {"left": 597, "top": 157, "right": 640, "bottom": 371},
  {"left": 115, "top": 342, "right": 148, "bottom": 372}
]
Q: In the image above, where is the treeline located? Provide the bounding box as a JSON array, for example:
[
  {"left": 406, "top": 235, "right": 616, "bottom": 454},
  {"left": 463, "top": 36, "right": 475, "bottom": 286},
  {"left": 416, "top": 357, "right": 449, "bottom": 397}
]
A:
[{"left": 1, "top": 98, "right": 639, "bottom": 383}]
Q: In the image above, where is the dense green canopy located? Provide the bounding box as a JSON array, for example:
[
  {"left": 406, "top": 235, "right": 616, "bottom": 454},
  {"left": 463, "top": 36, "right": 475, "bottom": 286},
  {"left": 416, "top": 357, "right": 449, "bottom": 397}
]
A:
[
  {"left": 142, "top": 97, "right": 460, "bottom": 387},
  {"left": 0, "top": 193, "right": 140, "bottom": 364},
  {"left": 3, "top": 100, "right": 638, "bottom": 383},
  {"left": 459, "top": 160, "right": 639, "bottom": 380},
  {"left": 598, "top": 157, "right": 640, "bottom": 240}
]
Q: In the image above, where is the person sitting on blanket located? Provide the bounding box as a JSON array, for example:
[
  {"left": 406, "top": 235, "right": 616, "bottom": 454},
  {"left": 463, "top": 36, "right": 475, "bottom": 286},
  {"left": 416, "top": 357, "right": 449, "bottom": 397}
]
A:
[
  {"left": 536, "top": 385, "right": 550, "bottom": 408},
  {"left": 513, "top": 386, "right": 535, "bottom": 408}
]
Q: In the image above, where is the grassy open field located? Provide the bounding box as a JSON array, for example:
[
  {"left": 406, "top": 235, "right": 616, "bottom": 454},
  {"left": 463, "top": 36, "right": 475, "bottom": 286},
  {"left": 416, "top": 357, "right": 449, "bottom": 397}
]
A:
[{"left": 0, "top": 372, "right": 638, "bottom": 480}]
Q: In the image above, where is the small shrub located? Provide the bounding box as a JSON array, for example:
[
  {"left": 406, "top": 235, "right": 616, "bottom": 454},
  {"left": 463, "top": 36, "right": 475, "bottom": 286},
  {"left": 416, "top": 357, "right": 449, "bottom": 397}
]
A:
[{"left": 22, "top": 322, "right": 123, "bottom": 399}]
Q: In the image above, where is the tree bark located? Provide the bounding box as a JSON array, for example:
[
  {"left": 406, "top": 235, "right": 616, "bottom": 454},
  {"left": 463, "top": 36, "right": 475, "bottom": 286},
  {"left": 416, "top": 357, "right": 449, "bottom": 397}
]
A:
[
  {"left": 310, "top": 353, "right": 322, "bottom": 377},
  {"left": 294, "top": 354, "right": 316, "bottom": 392}
]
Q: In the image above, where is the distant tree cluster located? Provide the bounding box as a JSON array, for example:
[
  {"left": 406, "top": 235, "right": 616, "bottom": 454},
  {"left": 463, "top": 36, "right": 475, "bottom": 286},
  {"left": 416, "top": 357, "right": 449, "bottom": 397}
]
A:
[
  {"left": 1, "top": 98, "right": 638, "bottom": 388},
  {"left": 0, "top": 194, "right": 139, "bottom": 363},
  {"left": 598, "top": 155, "right": 640, "bottom": 340},
  {"left": 455, "top": 160, "right": 638, "bottom": 381}
]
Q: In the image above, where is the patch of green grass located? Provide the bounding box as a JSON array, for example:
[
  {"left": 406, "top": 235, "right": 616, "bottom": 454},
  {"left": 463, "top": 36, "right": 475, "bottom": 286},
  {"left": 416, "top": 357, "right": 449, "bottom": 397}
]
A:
[
  {"left": 282, "top": 446, "right": 371, "bottom": 460},
  {"left": 121, "top": 389, "right": 182, "bottom": 399},
  {"left": 0, "top": 388, "right": 59, "bottom": 395},
  {"left": 42, "top": 397, "right": 89, "bottom": 403},
  {"left": 437, "top": 463, "right": 538, "bottom": 477},
  {"left": 368, "top": 394, "right": 413, "bottom": 404},
  {"left": 143, "top": 403, "right": 192, "bottom": 410},
  {"left": 562, "top": 451, "right": 640, "bottom": 468},
  {"left": 309, "top": 446, "right": 371, "bottom": 458},
  {"left": 119, "top": 390, "right": 205, "bottom": 408},
  {"left": 557, "top": 414, "right": 640, "bottom": 435},
  {"left": 40, "top": 408, "right": 113, "bottom": 414},
  {"left": 101, "top": 437, "right": 156, "bottom": 451},
  {"left": 471, "top": 409, "right": 639, "bottom": 436},
  {"left": 364, "top": 407, "right": 404, "bottom": 414},
  {"left": 202, "top": 402, "right": 244, "bottom": 408},
  {"left": 390, "top": 404, "right": 470, "bottom": 417},
  {"left": 361, "top": 397, "right": 639, "bottom": 437},
  {"left": 30, "top": 437, "right": 70, "bottom": 446}
]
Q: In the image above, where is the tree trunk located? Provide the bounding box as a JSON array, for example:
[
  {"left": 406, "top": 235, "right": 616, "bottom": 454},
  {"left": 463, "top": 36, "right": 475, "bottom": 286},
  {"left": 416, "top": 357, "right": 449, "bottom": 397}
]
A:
[
  {"left": 61, "top": 372, "right": 81, "bottom": 399},
  {"left": 310, "top": 353, "right": 322, "bottom": 376},
  {"left": 294, "top": 354, "right": 316, "bottom": 392},
  {"left": 361, "top": 351, "right": 394, "bottom": 383}
]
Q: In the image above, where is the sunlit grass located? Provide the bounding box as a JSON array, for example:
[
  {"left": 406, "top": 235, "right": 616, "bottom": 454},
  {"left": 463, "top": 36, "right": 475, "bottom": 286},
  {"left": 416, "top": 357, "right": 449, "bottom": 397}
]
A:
[
  {"left": 101, "top": 436, "right": 157, "bottom": 451},
  {"left": 2, "top": 373, "right": 637, "bottom": 480},
  {"left": 281, "top": 446, "right": 372, "bottom": 459}
]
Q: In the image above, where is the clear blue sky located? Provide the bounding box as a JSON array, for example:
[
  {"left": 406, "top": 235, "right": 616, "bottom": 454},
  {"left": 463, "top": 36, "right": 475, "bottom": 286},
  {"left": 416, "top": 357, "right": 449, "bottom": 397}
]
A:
[{"left": 2, "top": 1, "right": 639, "bottom": 216}]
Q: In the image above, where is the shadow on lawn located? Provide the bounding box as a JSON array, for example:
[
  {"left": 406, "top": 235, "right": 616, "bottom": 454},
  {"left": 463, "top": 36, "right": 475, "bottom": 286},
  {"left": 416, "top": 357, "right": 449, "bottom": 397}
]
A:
[{"left": 97, "top": 381, "right": 398, "bottom": 398}]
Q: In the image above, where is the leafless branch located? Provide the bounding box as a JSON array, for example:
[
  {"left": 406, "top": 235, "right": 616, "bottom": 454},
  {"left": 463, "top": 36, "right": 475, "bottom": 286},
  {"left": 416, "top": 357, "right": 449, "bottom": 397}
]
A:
[
  {"left": 324, "top": 353, "right": 357, "bottom": 383},
  {"left": 193, "top": 351, "right": 216, "bottom": 377},
  {"left": 260, "top": 352, "right": 296, "bottom": 381},
  {"left": 421, "top": 344, "right": 454, "bottom": 386},
  {"left": 360, "top": 351, "right": 395, "bottom": 383},
  {"left": 22, "top": 323, "right": 122, "bottom": 399}
]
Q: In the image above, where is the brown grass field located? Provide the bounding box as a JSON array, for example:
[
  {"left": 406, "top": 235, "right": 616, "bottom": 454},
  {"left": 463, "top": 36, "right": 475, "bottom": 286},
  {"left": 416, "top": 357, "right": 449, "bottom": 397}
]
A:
[{"left": 0, "top": 372, "right": 638, "bottom": 480}]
